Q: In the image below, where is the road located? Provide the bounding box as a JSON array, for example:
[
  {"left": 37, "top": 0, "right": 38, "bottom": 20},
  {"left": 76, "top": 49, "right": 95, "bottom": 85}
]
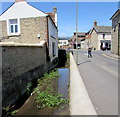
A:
[{"left": 73, "top": 50, "right": 118, "bottom": 115}]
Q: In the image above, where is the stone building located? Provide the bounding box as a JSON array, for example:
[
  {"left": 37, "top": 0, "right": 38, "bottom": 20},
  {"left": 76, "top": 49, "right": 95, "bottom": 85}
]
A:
[
  {"left": 69, "top": 32, "right": 86, "bottom": 49},
  {"left": 82, "top": 30, "right": 91, "bottom": 50},
  {"left": 110, "top": 9, "right": 120, "bottom": 55},
  {"left": 0, "top": 0, "right": 58, "bottom": 61},
  {"left": 90, "top": 20, "right": 112, "bottom": 50}
]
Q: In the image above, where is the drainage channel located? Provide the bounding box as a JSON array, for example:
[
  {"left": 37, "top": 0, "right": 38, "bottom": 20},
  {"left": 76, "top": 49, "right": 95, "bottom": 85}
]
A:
[
  {"left": 53, "top": 68, "right": 69, "bottom": 115},
  {"left": 15, "top": 68, "right": 69, "bottom": 115}
]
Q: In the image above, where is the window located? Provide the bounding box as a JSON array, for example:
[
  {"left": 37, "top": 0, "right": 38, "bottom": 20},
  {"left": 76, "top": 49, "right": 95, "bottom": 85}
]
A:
[
  {"left": 103, "top": 34, "right": 105, "bottom": 39},
  {"left": 59, "top": 42, "right": 62, "bottom": 44},
  {"left": 114, "top": 25, "right": 116, "bottom": 32},
  {"left": 64, "top": 42, "right": 66, "bottom": 45},
  {"left": 52, "top": 42, "right": 56, "bottom": 57},
  {"left": 113, "top": 19, "right": 117, "bottom": 32},
  {"left": 9, "top": 19, "right": 18, "bottom": 34}
]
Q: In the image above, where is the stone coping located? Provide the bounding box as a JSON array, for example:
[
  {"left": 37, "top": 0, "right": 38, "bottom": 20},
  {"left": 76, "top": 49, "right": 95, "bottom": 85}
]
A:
[
  {"left": 0, "top": 41, "right": 46, "bottom": 47},
  {"left": 69, "top": 53, "right": 97, "bottom": 115}
]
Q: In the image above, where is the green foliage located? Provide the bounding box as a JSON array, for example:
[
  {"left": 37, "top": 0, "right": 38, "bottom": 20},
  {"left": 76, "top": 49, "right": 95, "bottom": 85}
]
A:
[
  {"left": 66, "top": 54, "right": 70, "bottom": 62},
  {"left": 43, "top": 70, "right": 59, "bottom": 80},
  {"left": 2, "top": 107, "right": 18, "bottom": 117},
  {"left": 26, "top": 82, "right": 33, "bottom": 95},
  {"left": 34, "top": 69, "right": 69, "bottom": 109},
  {"left": 3, "top": 106, "right": 10, "bottom": 112},
  {"left": 11, "top": 110, "right": 18, "bottom": 116},
  {"left": 34, "top": 90, "right": 69, "bottom": 109}
]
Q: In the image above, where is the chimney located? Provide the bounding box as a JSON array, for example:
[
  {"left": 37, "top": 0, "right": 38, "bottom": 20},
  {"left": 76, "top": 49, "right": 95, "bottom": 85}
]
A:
[
  {"left": 94, "top": 20, "right": 97, "bottom": 26},
  {"left": 53, "top": 7, "right": 57, "bottom": 14},
  {"left": 52, "top": 7, "right": 57, "bottom": 27},
  {"left": 15, "top": 0, "right": 26, "bottom": 3}
]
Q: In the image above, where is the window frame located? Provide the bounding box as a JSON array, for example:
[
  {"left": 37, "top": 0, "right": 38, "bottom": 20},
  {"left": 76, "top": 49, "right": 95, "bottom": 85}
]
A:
[
  {"left": 103, "top": 34, "right": 105, "bottom": 39},
  {"left": 52, "top": 42, "right": 56, "bottom": 57},
  {"left": 7, "top": 18, "right": 20, "bottom": 36},
  {"left": 64, "top": 41, "right": 66, "bottom": 45}
]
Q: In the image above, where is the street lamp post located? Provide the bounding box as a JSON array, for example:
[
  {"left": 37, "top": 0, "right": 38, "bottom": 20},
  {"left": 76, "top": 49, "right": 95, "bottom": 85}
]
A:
[{"left": 76, "top": 0, "right": 78, "bottom": 65}]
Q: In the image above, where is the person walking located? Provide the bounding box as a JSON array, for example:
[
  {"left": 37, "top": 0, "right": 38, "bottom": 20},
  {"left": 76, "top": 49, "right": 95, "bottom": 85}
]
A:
[{"left": 88, "top": 47, "right": 92, "bottom": 58}]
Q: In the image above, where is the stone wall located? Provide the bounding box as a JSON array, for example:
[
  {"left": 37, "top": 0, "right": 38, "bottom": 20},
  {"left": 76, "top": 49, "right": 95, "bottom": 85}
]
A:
[
  {"left": 111, "top": 15, "right": 119, "bottom": 55},
  {"left": 0, "top": 21, "right": 7, "bottom": 40},
  {"left": 90, "top": 30, "right": 98, "bottom": 50},
  {"left": 2, "top": 44, "right": 51, "bottom": 107},
  {"left": 0, "top": 17, "right": 48, "bottom": 44},
  {"left": 117, "top": 13, "right": 120, "bottom": 55}
]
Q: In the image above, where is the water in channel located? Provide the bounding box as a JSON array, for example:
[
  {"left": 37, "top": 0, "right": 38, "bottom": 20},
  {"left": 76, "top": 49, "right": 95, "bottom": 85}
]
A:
[
  {"left": 54, "top": 68, "right": 69, "bottom": 115},
  {"left": 58, "top": 68, "right": 69, "bottom": 99},
  {"left": 16, "top": 68, "right": 69, "bottom": 115}
]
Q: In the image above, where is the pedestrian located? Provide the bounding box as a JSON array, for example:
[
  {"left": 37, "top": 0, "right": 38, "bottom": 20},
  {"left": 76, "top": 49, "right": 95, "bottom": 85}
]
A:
[
  {"left": 88, "top": 47, "right": 92, "bottom": 58},
  {"left": 72, "top": 50, "right": 73, "bottom": 55}
]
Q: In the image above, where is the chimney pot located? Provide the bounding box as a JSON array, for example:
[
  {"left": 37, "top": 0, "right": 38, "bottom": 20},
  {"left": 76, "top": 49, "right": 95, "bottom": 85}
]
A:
[
  {"left": 15, "top": 0, "right": 26, "bottom": 3},
  {"left": 94, "top": 20, "right": 97, "bottom": 26},
  {"left": 53, "top": 7, "right": 57, "bottom": 14}
]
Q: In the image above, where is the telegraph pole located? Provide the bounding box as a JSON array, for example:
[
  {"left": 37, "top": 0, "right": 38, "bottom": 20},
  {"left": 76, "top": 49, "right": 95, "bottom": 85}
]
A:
[
  {"left": 118, "top": 1, "right": 120, "bottom": 9},
  {"left": 76, "top": 0, "right": 78, "bottom": 65}
]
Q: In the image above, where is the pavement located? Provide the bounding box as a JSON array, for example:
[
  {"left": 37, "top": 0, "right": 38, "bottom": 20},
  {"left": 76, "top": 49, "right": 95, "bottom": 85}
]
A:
[
  {"left": 69, "top": 53, "right": 97, "bottom": 115},
  {"left": 103, "top": 51, "right": 120, "bottom": 60},
  {"left": 72, "top": 50, "right": 118, "bottom": 115}
]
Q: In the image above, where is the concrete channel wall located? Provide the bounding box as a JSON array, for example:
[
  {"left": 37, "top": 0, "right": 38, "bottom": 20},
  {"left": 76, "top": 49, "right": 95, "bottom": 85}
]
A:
[{"left": 69, "top": 53, "right": 97, "bottom": 115}]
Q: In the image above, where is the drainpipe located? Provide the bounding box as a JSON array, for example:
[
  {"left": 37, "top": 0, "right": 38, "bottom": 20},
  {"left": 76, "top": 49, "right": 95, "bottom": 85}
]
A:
[{"left": 46, "top": 16, "right": 50, "bottom": 61}]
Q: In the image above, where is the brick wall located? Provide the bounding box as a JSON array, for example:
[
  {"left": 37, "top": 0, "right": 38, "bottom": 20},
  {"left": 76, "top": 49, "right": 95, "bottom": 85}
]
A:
[{"left": 2, "top": 44, "right": 51, "bottom": 107}]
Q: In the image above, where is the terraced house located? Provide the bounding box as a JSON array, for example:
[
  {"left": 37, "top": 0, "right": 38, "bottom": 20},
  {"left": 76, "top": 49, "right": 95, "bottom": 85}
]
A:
[
  {"left": 0, "top": 0, "right": 59, "bottom": 107},
  {"left": 90, "top": 20, "right": 112, "bottom": 50},
  {"left": 69, "top": 32, "right": 86, "bottom": 49},
  {"left": 0, "top": 0, "right": 58, "bottom": 61}
]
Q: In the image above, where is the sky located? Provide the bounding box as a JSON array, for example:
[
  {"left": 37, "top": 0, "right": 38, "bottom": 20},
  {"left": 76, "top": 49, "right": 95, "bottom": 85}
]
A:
[{"left": 0, "top": 2, "right": 118, "bottom": 37}]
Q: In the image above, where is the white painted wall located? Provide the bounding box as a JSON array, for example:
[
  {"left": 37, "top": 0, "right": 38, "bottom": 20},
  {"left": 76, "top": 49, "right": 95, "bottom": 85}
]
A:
[
  {"left": 58, "top": 40, "right": 69, "bottom": 47},
  {"left": 81, "top": 41, "right": 85, "bottom": 49},
  {"left": 48, "top": 17, "right": 58, "bottom": 61},
  {"left": 55, "top": 14, "right": 57, "bottom": 26},
  {"left": 98, "top": 33, "right": 111, "bottom": 40},
  {"left": 0, "top": 1, "right": 47, "bottom": 21},
  {"left": 98, "top": 33, "right": 111, "bottom": 50}
]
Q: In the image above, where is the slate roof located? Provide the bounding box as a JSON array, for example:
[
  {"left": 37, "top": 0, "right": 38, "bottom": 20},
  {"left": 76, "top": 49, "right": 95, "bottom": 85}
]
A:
[
  {"left": 59, "top": 37, "right": 70, "bottom": 40},
  {"left": 94, "top": 26, "right": 112, "bottom": 33},
  {"left": 110, "top": 9, "right": 120, "bottom": 20}
]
